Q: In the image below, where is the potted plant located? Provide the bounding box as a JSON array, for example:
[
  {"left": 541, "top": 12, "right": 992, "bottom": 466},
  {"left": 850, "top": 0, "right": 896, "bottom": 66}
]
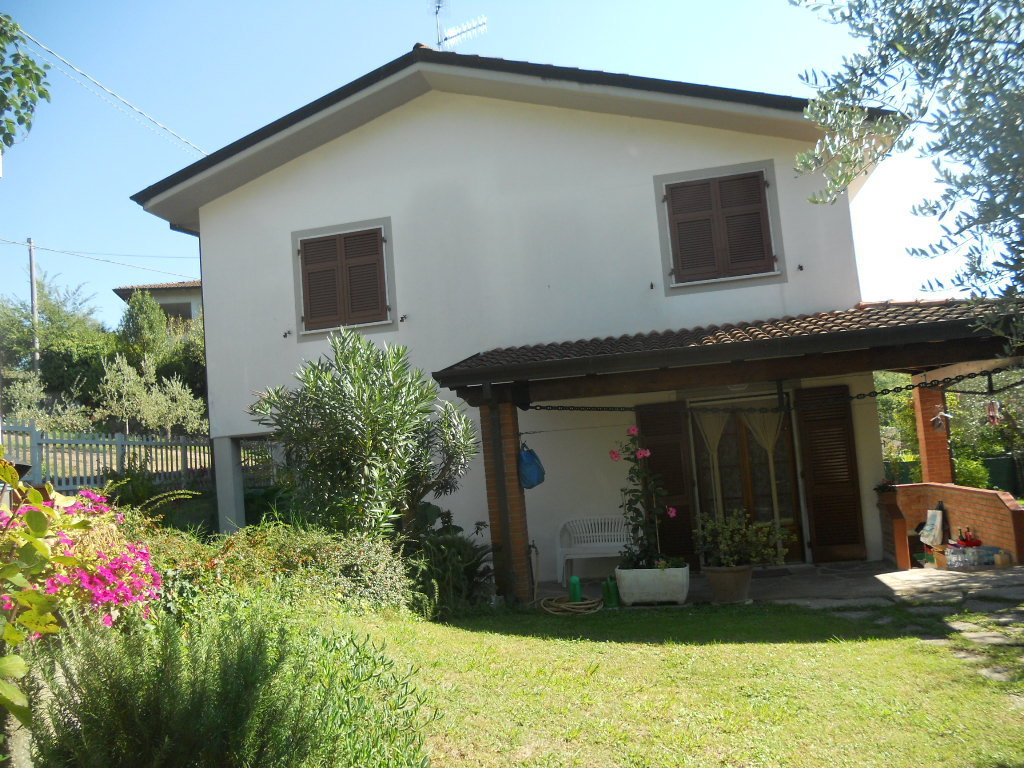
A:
[
  {"left": 693, "top": 508, "right": 792, "bottom": 604},
  {"left": 611, "top": 426, "right": 689, "bottom": 605}
]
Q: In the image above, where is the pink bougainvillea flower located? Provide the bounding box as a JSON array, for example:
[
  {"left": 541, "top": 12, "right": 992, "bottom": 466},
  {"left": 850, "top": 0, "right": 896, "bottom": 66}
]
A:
[
  {"left": 101, "top": 614, "right": 114, "bottom": 628},
  {"left": 609, "top": 450, "right": 621, "bottom": 461},
  {"left": 1, "top": 595, "right": 14, "bottom": 611},
  {"left": 667, "top": 507, "right": 678, "bottom": 518},
  {"left": 635, "top": 448, "right": 651, "bottom": 459},
  {"left": 627, "top": 425, "right": 639, "bottom": 436}
]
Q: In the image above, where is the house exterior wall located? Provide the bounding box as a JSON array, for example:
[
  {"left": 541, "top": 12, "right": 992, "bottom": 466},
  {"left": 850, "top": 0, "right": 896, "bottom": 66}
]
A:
[
  {"left": 151, "top": 287, "right": 203, "bottom": 320},
  {"left": 196, "top": 90, "right": 874, "bottom": 574}
]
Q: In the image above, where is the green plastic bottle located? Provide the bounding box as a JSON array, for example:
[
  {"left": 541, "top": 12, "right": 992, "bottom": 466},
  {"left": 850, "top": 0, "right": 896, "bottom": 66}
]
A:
[
  {"left": 569, "top": 575, "right": 583, "bottom": 603},
  {"left": 604, "top": 576, "right": 620, "bottom": 608}
]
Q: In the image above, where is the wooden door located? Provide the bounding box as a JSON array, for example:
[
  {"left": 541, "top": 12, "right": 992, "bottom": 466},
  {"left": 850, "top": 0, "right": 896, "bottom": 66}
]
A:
[
  {"left": 636, "top": 402, "right": 698, "bottom": 568},
  {"left": 794, "top": 386, "right": 866, "bottom": 562}
]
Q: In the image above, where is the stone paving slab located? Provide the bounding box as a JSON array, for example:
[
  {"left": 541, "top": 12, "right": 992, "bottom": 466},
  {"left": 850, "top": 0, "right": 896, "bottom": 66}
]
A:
[
  {"left": 907, "top": 605, "right": 958, "bottom": 616},
  {"left": 951, "top": 649, "right": 988, "bottom": 662},
  {"left": 919, "top": 638, "right": 951, "bottom": 646},
  {"left": 946, "top": 621, "right": 984, "bottom": 632},
  {"left": 771, "top": 597, "right": 893, "bottom": 610},
  {"left": 962, "top": 599, "right": 1021, "bottom": 614},
  {"left": 893, "top": 591, "right": 964, "bottom": 604},
  {"left": 979, "top": 667, "right": 1015, "bottom": 682},
  {"left": 983, "top": 587, "right": 1024, "bottom": 602},
  {"left": 829, "top": 610, "right": 875, "bottom": 620},
  {"left": 961, "top": 631, "right": 1020, "bottom": 646}
]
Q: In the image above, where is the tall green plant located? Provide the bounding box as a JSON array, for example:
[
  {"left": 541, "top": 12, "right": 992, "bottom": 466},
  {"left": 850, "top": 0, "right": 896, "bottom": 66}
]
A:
[
  {"left": 250, "top": 329, "right": 476, "bottom": 534},
  {"left": 28, "top": 599, "right": 430, "bottom": 768}
]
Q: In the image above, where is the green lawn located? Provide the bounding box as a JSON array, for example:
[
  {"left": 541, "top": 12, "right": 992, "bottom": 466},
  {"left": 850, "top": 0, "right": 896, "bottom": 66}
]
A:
[{"left": 345, "top": 604, "right": 1023, "bottom": 768}]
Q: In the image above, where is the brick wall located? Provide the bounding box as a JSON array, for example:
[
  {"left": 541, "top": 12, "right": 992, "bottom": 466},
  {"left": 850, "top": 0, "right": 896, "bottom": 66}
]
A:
[
  {"left": 894, "top": 483, "right": 1024, "bottom": 565},
  {"left": 479, "top": 402, "right": 533, "bottom": 603}
]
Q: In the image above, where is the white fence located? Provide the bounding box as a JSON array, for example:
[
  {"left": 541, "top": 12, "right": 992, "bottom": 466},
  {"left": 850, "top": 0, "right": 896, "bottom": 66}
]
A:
[{"left": 1, "top": 423, "right": 213, "bottom": 493}]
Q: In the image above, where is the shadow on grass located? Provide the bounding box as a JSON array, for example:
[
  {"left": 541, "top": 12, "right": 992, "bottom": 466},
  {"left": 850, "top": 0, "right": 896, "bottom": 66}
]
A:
[{"left": 439, "top": 601, "right": 951, "bottom": 646}]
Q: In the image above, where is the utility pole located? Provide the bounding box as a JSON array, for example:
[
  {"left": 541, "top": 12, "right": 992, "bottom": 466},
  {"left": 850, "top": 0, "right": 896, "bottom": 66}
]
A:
[{"left": 28, "top": 237, "right": 39, "bottom": 375}]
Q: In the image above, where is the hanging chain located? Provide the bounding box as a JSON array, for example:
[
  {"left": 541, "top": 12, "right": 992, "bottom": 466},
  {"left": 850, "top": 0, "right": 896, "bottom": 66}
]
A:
[{"left": 523, "top": 363, "right": 1022, "bottom": 416}]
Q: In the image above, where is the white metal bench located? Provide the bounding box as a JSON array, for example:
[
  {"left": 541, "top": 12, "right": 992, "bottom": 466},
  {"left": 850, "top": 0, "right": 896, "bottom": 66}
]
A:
[{"left": 557, "top": 516, "right": 629, "bottom": 586}]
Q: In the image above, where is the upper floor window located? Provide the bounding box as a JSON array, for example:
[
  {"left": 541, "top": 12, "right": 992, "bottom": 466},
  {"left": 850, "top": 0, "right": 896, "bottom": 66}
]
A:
[
  {"left": 299, "top": 227, "right": 389, "bottom": 331},
  {"left": 665, "top": 170, "right": 775, "bottom": 284}
]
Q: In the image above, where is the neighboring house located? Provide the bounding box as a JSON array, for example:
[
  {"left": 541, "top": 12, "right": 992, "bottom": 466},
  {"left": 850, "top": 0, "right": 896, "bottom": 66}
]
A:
[
  {"left": 132, "top": 45, "right": 1006, "bottom": 601},
  {"left": 113, "top": 280, "right": 203, "bottom": 320}
]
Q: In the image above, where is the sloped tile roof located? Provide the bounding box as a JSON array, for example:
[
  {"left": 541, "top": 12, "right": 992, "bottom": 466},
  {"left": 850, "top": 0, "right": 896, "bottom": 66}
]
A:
[
  {"left": 112, "top": 280, "right": 201, "bottom": 301},
  {"left": 434, "top": 300, "right": 999, "bottom": 387}
]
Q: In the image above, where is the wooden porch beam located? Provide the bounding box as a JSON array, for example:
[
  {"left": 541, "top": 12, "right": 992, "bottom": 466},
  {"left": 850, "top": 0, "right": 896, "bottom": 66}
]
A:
[{"left": 456, "top": 337, "right": 1008, "bottom": 406}]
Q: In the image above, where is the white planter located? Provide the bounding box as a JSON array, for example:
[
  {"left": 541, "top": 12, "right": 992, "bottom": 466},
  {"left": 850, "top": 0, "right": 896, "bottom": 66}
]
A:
[{"left": 614, "top": 565, "right": 690, "bottom": 605}]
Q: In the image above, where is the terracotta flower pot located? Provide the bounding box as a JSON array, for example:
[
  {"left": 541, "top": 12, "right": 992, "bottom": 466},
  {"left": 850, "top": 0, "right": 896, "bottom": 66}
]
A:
[
  {"left": 614, "top": 565, "right": 689, "bottom": 605},
  {"left": 703, "top": 564, "right": 753, "bottom": 604}
]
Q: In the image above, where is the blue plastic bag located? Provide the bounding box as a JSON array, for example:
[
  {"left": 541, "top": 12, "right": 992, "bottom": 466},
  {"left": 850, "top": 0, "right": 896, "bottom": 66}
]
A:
[{"left": 518, "top": 443, "right": 545, "bottom": 489}]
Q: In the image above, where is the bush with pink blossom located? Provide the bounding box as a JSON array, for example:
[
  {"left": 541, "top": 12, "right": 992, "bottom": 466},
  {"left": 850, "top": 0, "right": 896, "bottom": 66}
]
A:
[{"left": 0, "top": 455, "right": 163, "bottom": 725}]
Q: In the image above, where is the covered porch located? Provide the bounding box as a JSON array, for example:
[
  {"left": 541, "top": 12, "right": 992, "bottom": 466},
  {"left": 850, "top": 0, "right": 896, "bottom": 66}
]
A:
[{"left": 434, "top": 300, "right": 1013, "bottom": 603}]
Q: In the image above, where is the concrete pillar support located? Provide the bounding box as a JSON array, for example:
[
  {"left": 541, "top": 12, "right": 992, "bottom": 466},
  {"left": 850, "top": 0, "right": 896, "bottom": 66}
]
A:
[
  {"left": 911, "top": 377, "right": 954, "bottom": 484},
  {"left": 213, "top": 436, "right": 246, "bottom": 532},
  {"left": 479, "top": 402, "right": 532, "bottom": 603}
]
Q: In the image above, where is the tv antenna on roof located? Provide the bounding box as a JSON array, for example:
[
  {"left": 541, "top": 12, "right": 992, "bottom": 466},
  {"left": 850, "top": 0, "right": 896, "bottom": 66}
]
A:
[{"left": 434, "top": 1, "right": 487, "bottom": 49}]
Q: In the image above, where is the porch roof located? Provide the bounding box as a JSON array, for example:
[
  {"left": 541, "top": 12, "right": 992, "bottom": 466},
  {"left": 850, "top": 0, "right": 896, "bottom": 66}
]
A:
[{"left": 434, "top": 300, "right": 1012, "bottom": 403}]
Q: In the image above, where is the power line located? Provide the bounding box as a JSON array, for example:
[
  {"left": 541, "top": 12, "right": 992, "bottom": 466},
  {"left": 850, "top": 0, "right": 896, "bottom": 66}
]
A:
[
  {"left": 0, "top": 238, "right": 196, "bottom": 278},
  {"left": 67, "top": 248, "right": 197, "bottom": 261},
  {"left": 19, "top": 28, "right": 207, "bottom": 157}
]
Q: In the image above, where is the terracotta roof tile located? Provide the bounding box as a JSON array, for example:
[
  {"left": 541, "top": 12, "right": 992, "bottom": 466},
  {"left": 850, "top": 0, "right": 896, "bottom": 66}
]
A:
[
  {"left": 114, "top": 280, "right": 201, "bottom": 292},
  {"left": 436, "top": 300, "right": 994, "bottom": 382}
]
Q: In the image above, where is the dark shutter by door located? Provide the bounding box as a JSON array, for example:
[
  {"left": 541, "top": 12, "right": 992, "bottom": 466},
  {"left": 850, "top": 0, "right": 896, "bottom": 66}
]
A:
[
  {"left": 636, "top": 402, "right": 698, "bottom": 569},
  {"left": 300, "top": 235, "right": 344, "bottom": 331},
  {"left": 341, "top": 229, "right": 388, "bottom": 324},
  {"left": 794, "top": 386, "right": 866, "bottom": 562}
]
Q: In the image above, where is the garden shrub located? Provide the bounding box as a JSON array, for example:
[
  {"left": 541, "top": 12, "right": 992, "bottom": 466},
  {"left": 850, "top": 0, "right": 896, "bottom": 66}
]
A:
[
  {"left": 249, "top": 328, "right": 476, "bottom": 534},
  {"left": 954, "top": 456, "right": 991, "bottom": 489},
  {"left": 405, "top": 503, "right": 493, "bottom": 620},
  {"left": 129, "top": 519, "right": 414, "bottom": 615},
  {"left": 28, "top": 596, "right": 430, "bottom": 768}
]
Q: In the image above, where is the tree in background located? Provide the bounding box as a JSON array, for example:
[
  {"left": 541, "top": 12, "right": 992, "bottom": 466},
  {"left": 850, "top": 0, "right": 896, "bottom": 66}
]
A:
[
  {"left": 94, "top": 355, "right": 207, "bottom": 437},
  {"left": 250, "top": 329, "right": 477, "bottom": 535},
  {"left": 796, "top": 0, "right": 1024, "bottom": 335},
  {"left": 0, "top": 13, "right": 49, "bottom": 149},
  {"left": 158, "top": 312, "right": 207, "bottom": 399},
  {"left": 116, "top": 291, "right": 174, "bottom": 370},
  {"left": 3, "top": 371, "right": 92, "bottom": 432}
]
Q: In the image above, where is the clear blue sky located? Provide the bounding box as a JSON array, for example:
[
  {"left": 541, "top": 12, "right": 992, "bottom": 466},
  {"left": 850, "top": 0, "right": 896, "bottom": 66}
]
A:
[{"left": 0, "top": 0, "right": 958, "bottom": 328}]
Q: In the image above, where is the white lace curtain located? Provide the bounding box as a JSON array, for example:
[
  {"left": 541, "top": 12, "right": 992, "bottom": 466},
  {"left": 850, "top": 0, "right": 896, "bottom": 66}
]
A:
[
  {"left": 741, "top": 410, "right": 783, "bottom": 527},
  {"left": 694, "top": 411, "right": 729, "bottom": 519}
]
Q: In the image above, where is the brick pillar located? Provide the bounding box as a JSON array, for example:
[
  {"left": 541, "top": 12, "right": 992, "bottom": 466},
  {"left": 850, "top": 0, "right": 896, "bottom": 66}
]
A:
[
  {"left": 479, "top": 402, "right": 532, "bottom": 604},
  {"left": 912, "top": 378, "right": 954, "bottom": 484}
]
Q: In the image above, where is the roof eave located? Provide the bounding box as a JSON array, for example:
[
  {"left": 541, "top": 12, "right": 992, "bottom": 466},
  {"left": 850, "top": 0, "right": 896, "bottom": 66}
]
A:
[
  {"left": 432, "top": 319, "right": 984, "bottom": 389},
  {"left": 132, "top": 47, "right": 825, "bottom": 232}
]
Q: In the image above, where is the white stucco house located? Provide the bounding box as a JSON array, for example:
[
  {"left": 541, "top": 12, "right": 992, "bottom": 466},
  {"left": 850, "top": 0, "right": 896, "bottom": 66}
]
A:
[
  {"left": 113, "top": 279, "right": 203, "bottom": 321},
  {"left": 132, "top": 45, "right": 1002, "bottom": 601}
]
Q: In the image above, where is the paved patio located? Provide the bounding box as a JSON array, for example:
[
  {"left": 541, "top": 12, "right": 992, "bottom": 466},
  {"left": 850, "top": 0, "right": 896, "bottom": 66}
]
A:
[{"left": 538, "top": 562, "right": 1024, "bottom": 608}]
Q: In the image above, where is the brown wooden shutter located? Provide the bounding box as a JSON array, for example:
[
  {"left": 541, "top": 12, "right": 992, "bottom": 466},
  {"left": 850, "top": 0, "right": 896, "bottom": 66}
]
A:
[
  {"left": 636, "top": 402, "right": 698, "bottom": 569},
  {"left": 717, "top": 172, "right": 774, "bottom": 277},
  {"left": 340, "top": 228, "right": 388, "bottom": 324},
  {"left": 300, "top": 235, "right": 344, "bottom": 331},
  {"left": 794, "top": 386, "right": 866, "bottom": 562},
  {"left": 665, "top": 171, "right": 773, "bottom": 283},
  {"left": 667, "top": 180, "right": 719, "bottom": 282}
]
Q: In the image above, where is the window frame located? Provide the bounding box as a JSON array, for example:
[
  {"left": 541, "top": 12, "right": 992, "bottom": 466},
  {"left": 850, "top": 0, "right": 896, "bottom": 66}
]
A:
[
  {"left": 653, "top": 160, "right": 786, "bottom": 295},
  {"left": 291, "top": 217, "right": 396, "bottom": 336}
]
